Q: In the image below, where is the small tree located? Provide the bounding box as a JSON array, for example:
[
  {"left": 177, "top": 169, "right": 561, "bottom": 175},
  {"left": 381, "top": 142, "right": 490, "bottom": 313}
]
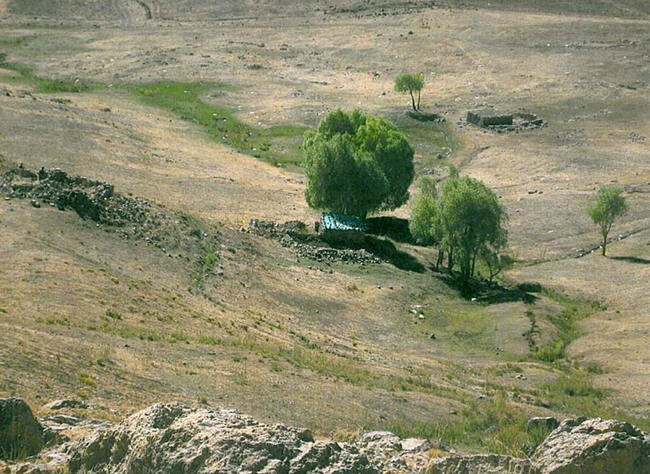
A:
[
  {"left": 303, "top": 109, "right": 414, "bottom": 217},
  {"left": 587, "top": 187, "right": 628, "bottom": 256},
  {"left": 394, "top": 72, "right": 425, "bottom": 111}
]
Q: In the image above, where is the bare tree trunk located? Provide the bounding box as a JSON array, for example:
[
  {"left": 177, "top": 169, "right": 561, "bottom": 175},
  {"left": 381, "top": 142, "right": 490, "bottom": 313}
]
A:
[
  {"left": 447, "top": 248, "right": 454, "bottom": 274},
  {"left": 436, "top": 250, "right": 444, "bottom": 271},
  {"left": 416, "top": 89, "right": 421, "bottom": 110},
  {"left": 409, "top": 91, "right": 417, "bottom": 111}
]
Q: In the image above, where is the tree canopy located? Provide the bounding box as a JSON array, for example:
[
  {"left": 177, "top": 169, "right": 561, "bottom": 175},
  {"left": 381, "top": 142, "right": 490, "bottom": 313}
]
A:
[
  {"left": 303, "top": 109, "right": 414, "bottom": 217},
  {"left": 410, "top": 172, "right": 508, "bottom": 279},
  {"left": 587, "top": 187, "right": 628, "bottom": 256},
  {"left": 394, "top": 72, "right": 425, "bottom": 111}
]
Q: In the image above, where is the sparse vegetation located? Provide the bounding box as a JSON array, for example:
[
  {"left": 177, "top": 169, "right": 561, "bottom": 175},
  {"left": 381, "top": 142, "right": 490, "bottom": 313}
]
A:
[
  {"left": 78, "top": 373, "right": 97, "bottom": 388},
  {"left": 2, "top": 4, "right": 650, "bottom": 466}
]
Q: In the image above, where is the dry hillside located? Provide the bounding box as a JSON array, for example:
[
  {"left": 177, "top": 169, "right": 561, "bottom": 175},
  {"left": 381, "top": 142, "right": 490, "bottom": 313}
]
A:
[{"left": 0, "top": 0, "right": 649, "bottom": 455}]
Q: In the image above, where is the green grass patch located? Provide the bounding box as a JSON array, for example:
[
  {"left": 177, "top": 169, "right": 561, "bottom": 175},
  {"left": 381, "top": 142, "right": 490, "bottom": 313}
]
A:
[
  {"left": 78, "top": 372, "right": 97, "bottom": 388},
  {"left": 388, "top": 112, "right": 458, "bottom": 170},
  {"left": 533, "top": 289, "right": 603, "bottom": 362},
  {"left": 124, "top": 82, "right": 309, "bottom": 166},
  {"left": 380, "top": 395, "right": 548, "bottom": 457}
]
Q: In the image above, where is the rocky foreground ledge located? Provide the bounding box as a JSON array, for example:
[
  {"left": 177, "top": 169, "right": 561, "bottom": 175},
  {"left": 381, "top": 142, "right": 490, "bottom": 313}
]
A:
[{"left": 1, "top": 398, "right": 650, "bottom": 473}]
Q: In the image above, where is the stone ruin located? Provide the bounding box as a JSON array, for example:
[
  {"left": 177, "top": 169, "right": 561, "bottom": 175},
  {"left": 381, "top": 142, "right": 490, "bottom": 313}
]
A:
[
  {"left": 467, "top": 108, "right": 513, "bottom": 127},
  {"left": 467, "top": 108, "right": 547, "bottom": 132}
]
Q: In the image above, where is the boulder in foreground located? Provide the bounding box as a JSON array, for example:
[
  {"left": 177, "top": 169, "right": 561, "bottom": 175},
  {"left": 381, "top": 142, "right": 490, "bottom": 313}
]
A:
[
  {"left": 0, "top": 398, "right": 55, "bottom": 461},
  {"left": 531, "top": 417, "right": 650, "bottom": 474},
  {"left": 68, "top": 403, "right": 380, "bottom": 474}
]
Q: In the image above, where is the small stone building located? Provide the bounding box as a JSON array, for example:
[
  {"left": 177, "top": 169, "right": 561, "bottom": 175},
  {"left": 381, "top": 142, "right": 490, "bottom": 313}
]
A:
[
  {"left": 467, "top": 108, "right": 513, "bottom": 127},
  {"left": 319, "top": 213, "right": 366, "bottom": 245}
]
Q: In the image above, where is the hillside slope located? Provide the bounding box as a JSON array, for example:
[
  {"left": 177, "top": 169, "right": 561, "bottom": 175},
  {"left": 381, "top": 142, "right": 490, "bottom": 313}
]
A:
[{"left": 8, "top": 0, "right": 650, "bottom": 20}]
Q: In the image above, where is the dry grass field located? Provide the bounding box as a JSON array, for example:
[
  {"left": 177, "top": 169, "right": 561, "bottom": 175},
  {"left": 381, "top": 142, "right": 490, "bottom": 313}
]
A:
[{"left": 0, "top": 0, "right": 649, "bottom": 455}]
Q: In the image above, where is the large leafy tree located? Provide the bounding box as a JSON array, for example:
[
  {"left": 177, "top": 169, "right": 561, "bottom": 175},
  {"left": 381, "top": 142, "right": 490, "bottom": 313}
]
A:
[
  {"left": 587, "top": 187, "right": 628, "bottom": 256},
  {"left": 394, "top": 72, "right": 425, "bottom": 111},
  {"left": 303, "top": 110, "right": 414, "bottom": 217},
  {"left": 355, "top": 116, "right": 414, "bottom": 209}
]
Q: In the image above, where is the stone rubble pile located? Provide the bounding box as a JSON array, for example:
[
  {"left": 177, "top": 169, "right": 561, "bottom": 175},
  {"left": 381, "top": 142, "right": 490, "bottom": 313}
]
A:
[{"left": 247, "top": 219, "right": 382, "bottom": 266}]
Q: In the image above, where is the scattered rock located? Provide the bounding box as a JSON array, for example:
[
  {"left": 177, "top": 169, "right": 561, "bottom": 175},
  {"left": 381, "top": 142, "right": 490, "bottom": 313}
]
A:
[
  {"left": 426, "top": 454, "right": 533, "bottom": 473},
  {"left": 247, "top": 219, "right": 382, "bottom": 265},
  {"left": 42, "top": 400, "right": 88, "bottom": 411},
  {"left": 526, "top": 417, "right": 559, "bottom": 433}
]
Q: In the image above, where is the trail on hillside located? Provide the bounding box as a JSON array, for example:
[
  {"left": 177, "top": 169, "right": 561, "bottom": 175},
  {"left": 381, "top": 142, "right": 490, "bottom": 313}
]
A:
[{"left": 110, "top": 0, "right": 151, "bottom": 27}]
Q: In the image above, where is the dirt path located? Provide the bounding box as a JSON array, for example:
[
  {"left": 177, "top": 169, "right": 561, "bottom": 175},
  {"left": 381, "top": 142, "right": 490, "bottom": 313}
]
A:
[{"left": 110, "top": 0, "right": 150, "bottom": 27}]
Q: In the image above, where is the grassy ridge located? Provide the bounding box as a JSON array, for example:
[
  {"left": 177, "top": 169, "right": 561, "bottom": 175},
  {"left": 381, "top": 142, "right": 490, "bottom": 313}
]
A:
[{"left": 125, "top": 82, "right": 309, "bottom": 167}]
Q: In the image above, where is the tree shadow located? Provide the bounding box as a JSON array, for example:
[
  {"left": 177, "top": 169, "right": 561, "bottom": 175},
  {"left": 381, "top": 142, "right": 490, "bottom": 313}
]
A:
[
  {"left": 365, "top": 216, "right": 415, "bottom": 244},
  {"left": 437, "top": 274, "right": 539, "bottom": 305},
  {"left": 326, "top": 235, "right": 425, "bottom": 273},
  {"left": 610, "top": 256, "right": 650, "bottom": 265},
  {"left": 364, "top": 236, "right": 425, "bottom": 272}
]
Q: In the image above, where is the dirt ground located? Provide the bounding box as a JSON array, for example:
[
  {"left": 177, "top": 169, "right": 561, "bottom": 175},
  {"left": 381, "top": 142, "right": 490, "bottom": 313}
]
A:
[{"left": 0, "top": 0, "right": 649, "bottom": 441}]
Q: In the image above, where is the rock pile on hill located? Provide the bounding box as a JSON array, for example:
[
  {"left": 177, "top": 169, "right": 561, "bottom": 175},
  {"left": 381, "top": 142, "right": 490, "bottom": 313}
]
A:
[
  {"left": 247, "top": 219, "right": 382, "bottom": 265},
  {"left": 0, "top": 165, "right": 221, "bottom": 268},
  {"left": 2, "top": 399, "right": 650, "bottom": 474}
]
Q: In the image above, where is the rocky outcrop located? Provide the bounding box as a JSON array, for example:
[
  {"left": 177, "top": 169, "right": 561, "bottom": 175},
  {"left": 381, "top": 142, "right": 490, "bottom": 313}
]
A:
[
  {"left": 6, "top": 400, "right": 650, "bottom": 474},
  {"left": 356, "top": 431, "right": 432, "bottom": 473},
  {"left": 531, "top": 417, "right": 650, "bottom": 474},
  {"left": 67, "top": 403, "right": 380, "bottom": 474},
  {"left": 426, "top": 416, "right": 650, "bottom": 474},
  {"left": 0, "top": 398, "right": 57, "bottom": 461}
]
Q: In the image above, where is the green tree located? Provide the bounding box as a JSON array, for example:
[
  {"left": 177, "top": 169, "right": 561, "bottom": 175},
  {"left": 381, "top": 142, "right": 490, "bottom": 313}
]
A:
[
  {"left": 303, "top": 109, "right": 414, "bottom": 217},
  {"left": 587, "top": 187, "right": 628, "bottom": 256},
  {"left": 355, "top": 116, "right": 414, "bottom": 210},
  {"left": 410, "top": 177, "right": 445, "bottom": 269},
  {"left": 439, "top": 176, "right": 507, "bottom": 278},
  {"left": 304, "top": 134, "right": 388, "bottom": 217},
  {"left": 394, "top": 72, "right": 425, "bottom": 111},
  {"left": 411, "top": 174, "right": 507, "bottom": 278}
]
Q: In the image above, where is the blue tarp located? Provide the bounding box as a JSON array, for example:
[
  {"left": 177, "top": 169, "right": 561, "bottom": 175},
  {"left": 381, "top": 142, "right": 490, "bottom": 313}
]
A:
[{"left": 321, "top": 213, "right": 366, "bottom": 232}]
